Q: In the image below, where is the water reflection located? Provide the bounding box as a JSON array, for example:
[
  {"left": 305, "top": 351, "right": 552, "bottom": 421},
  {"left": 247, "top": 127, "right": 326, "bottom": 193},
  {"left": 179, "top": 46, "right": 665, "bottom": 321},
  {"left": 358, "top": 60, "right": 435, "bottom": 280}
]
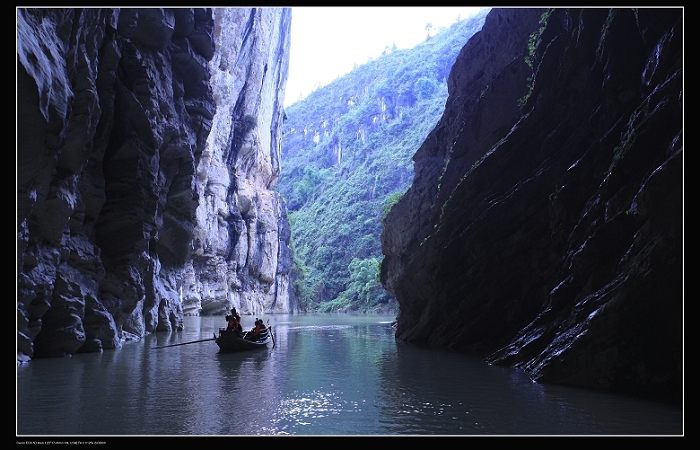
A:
[
  {"left": 376, "top": 341, "right": 681, "bottom": 435},
  {"left": 17, "top": 314, "right": 682, "bottom": 436}
]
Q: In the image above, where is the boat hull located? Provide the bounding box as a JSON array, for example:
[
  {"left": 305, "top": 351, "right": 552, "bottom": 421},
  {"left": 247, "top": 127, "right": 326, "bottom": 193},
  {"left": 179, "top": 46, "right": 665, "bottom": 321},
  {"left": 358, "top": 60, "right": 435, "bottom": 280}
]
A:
[{"left": 215, "top": 328, "right": 272, "bottom": 352}]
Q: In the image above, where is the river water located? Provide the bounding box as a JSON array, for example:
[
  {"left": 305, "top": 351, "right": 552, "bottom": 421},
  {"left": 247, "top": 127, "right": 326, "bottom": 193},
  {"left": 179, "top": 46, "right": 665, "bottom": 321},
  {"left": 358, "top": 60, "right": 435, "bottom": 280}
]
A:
[{"left": 16, "top": 314, "right": 683, "bottom": 436}]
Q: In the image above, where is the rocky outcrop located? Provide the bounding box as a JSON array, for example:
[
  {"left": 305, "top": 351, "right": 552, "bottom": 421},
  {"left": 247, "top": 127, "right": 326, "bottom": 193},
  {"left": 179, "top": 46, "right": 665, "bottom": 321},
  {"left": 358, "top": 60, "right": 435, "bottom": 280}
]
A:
[
  {"left": 17, "top": 7, "right": 297, "bottom": 362},
  {"left": 381, "top": 8, "right": 682, "bottom": 402},
  {"left": 182, "top": 8, "right": 297, "bottom": 317}
]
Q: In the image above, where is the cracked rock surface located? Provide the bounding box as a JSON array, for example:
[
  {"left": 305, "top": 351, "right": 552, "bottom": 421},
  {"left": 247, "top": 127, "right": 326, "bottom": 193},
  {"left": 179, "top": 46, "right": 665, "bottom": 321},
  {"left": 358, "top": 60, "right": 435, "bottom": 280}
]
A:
[
  {"left": 17, "top": 7, "right": 298, "bottom": 362},
  {"left": 381, "top": 8, "right": 682, "bottom": 402}
]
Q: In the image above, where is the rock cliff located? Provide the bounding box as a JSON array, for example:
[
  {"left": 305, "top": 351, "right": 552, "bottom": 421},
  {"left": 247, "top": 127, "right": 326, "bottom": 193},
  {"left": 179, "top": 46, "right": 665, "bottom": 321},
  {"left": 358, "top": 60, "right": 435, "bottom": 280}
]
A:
[
  {"left": 17, "top": 7, "right": 298, "bottom": 362},
  {"left": 184, "top": 8, "right": 296, "bottom": 317},
  {"left": 381, "top": 8, "right": 683, "bottom": 402}
]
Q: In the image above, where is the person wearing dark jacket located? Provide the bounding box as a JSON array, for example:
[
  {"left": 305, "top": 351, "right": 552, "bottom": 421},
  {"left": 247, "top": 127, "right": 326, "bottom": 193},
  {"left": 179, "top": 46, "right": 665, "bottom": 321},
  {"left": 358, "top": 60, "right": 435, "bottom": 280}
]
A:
[{"left": 226, "top": 308, "right": 242, "bottom": 334}]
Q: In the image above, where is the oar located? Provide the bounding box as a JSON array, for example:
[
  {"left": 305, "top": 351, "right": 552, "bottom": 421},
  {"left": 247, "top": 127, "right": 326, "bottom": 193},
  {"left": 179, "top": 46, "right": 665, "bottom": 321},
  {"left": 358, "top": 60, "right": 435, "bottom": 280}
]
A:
[
  {"left": 267, "top": 320, "right": 275, "bottom": 349},
  {"left": 153, "top": 337, "right": 216, "bottom": 349}
]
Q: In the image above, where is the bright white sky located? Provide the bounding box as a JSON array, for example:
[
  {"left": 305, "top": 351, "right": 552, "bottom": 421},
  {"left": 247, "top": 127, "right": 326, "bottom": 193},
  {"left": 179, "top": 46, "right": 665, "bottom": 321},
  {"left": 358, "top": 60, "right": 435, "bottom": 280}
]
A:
[{"left": 284, "top": 7, "right": 489, "bottom": 107}]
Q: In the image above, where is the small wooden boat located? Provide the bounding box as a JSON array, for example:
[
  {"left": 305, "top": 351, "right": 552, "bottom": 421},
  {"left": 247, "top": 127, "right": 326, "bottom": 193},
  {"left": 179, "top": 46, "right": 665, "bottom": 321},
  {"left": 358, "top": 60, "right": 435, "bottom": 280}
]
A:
[{"left": 215, "top": 327, "right": 273, "bottom": 352}]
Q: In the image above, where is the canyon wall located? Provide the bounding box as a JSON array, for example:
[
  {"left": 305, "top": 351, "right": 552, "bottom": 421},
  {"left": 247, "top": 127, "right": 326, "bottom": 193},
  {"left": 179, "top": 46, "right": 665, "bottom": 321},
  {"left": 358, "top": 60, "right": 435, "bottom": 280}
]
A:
[
  {"left": 183, "top": 8, "right": 296, "bottom": 317},
  {"left": 381, "top": 8, "right": 682, "bottom": 402},
  {"left": 17, "top": 7, "right": 298, "bottom": 362}
]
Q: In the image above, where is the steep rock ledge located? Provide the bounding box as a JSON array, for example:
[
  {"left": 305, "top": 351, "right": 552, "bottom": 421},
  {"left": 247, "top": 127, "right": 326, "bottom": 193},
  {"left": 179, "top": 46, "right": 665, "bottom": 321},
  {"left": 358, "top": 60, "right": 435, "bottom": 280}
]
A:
[
  {"left": 183, "top": 8, "right": 297, "bottom": 317},
  {"left": 17, "top": 7, "right": 297, "bottom": 362},
  {"left": 381, "top": 8, "right": 682, "bottom": 402}
]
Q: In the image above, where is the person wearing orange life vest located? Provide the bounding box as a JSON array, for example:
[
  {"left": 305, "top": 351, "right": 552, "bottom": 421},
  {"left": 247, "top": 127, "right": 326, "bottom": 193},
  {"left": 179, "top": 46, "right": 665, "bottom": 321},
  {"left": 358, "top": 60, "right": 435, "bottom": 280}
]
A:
[{"left": 248, "top": 318, "right": 268, "bottom": 340}]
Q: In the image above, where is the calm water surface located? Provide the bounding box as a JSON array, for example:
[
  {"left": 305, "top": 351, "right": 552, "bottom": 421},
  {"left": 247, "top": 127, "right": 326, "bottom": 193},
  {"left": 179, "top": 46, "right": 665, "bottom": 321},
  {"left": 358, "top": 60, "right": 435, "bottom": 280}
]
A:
[{"left": 16, "top": 314, "right": 683, "bottom": 436}]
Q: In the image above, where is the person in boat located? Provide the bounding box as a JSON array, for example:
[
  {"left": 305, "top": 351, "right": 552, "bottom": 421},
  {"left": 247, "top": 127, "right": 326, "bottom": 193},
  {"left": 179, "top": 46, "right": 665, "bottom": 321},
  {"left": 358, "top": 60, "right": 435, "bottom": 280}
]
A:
[
  {"left": 226, "top": 308, "right": 242, "bottom": 334},
  {"left": 246, "top": 318, "right": 268, "bottom": 341}
]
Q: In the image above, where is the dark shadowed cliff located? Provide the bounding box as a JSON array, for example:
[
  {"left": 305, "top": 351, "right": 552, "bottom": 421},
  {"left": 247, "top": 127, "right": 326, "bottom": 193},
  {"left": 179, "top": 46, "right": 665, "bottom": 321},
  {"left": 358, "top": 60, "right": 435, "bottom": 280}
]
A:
[
  {"left": 381, "top": 8, "right": 683, "bottom": 403},
  {"left": 17, "top": 7, "right": 298, "bottom": 362}
]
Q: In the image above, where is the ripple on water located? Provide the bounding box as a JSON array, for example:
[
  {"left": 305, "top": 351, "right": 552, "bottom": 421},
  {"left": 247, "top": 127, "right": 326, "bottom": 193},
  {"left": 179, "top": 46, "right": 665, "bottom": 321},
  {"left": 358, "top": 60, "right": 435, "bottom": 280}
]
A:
[{"left": 265, "top": 390, "right": 366, "bottom": 435}]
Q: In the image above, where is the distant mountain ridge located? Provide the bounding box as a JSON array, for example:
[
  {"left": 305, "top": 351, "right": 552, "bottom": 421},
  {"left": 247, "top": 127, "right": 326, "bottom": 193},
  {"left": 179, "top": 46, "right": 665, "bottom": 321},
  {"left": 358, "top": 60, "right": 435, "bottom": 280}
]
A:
[{"left": 279, "top": 10, "right": 489, "bottom": 312}]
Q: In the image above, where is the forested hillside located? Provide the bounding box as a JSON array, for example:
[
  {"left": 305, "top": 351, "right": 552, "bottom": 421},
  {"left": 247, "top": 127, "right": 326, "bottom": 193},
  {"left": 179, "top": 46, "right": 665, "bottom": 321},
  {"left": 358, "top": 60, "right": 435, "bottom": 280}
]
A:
[{"left": 278, "top": 10, "right": 489, "bottom": 312}]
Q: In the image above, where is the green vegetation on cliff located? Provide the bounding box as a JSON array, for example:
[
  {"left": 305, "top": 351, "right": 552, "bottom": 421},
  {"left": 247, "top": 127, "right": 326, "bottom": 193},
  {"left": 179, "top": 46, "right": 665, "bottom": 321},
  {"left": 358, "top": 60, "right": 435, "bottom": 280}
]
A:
[{"left": 279, "top": 11, "right": 488, "bottom": 312}]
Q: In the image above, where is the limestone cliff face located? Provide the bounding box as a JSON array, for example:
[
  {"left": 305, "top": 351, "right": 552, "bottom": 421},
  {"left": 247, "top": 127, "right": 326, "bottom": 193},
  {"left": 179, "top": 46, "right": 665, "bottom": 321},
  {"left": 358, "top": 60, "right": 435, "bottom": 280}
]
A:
[
  {"left": 182, "top": 7, "right": 296, "bottom": 316},
  {"left": 381, "top": 8, "right": 682, "bottom": 402},
  {"left": 17, "top": 7, "right": 297, "bottom": 362}
]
